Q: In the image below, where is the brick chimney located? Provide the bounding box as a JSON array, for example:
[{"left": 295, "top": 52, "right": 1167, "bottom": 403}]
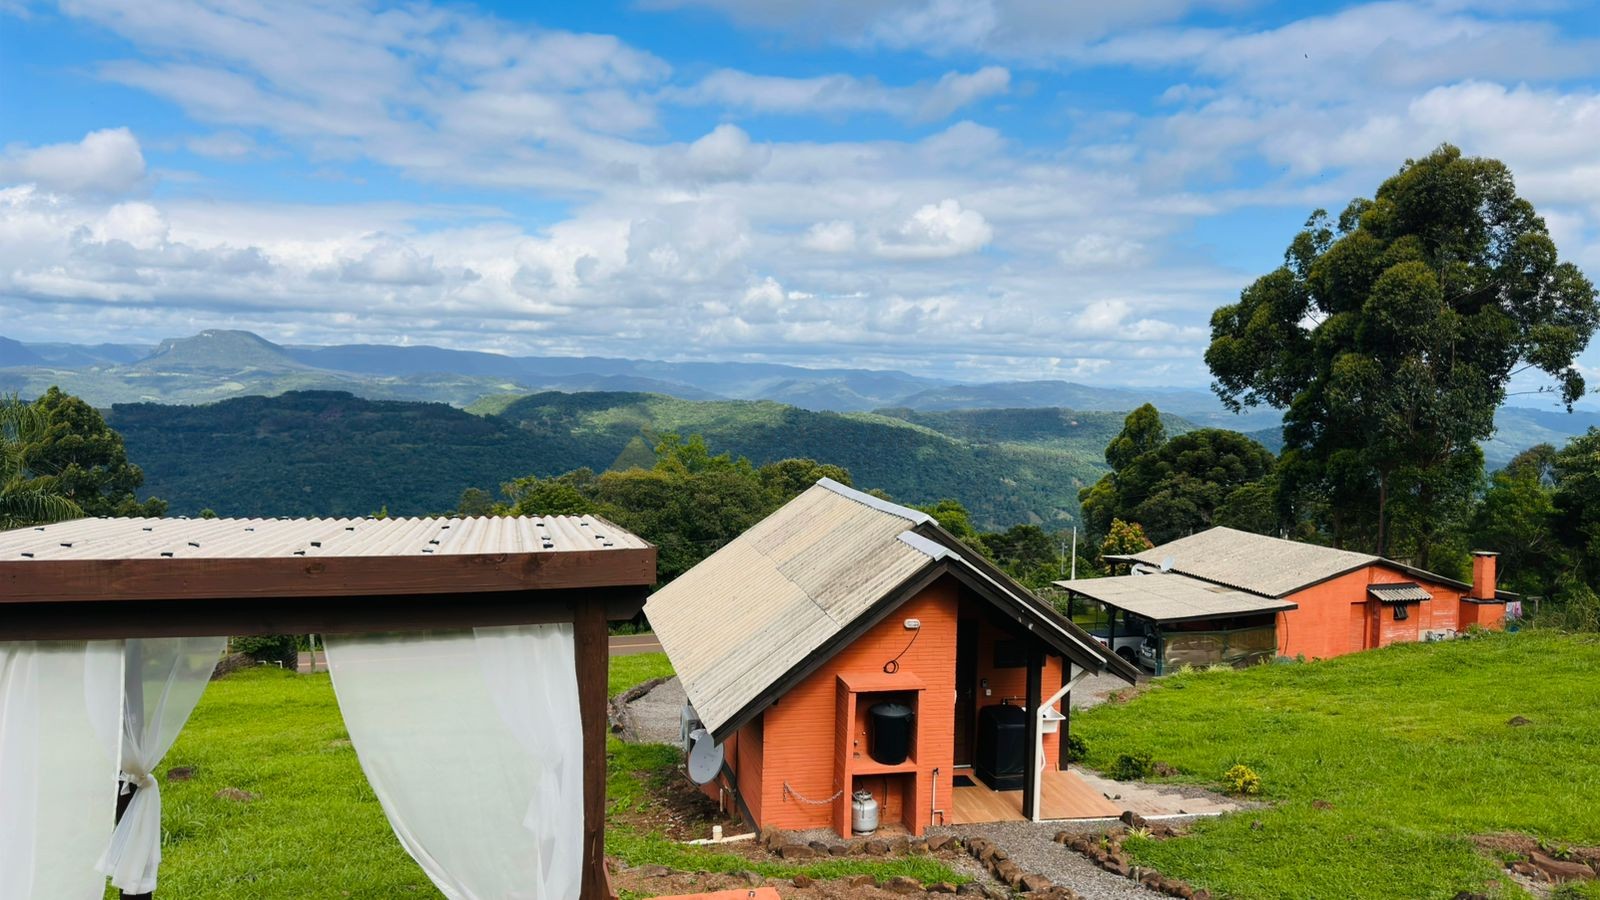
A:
[{"left": 1470, "top": 551, "right": 1499, "bottom": 600}]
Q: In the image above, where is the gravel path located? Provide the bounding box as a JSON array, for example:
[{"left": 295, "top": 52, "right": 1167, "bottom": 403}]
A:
[
  {"left": 935, "top": 821, "right": 1169, "bottom": 900},
  {"left": 1069, "top": 671, "right": 1147, "bottom": 709}
]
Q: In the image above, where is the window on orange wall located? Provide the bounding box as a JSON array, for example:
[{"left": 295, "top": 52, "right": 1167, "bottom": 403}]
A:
[{"left": 1393, "top": 604, "right": 1409, "bottom": 622}]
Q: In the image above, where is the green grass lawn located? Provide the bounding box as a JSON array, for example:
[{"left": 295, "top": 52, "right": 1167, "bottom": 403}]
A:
[
  {"left": 129, "top": 668, "right": 437, "bottom": 898},
  {"left": 134, "top": 651, "right": 962, "bottom": 897},
  {"left": 1073, "top": 629, "right": 1600, "bottom": 900},
  {"left": 608, "top": 651, "right": 674, "bottom": 699}
]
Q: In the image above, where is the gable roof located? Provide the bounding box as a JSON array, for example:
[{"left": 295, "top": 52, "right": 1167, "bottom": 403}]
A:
[
  {"left": 1053, "top": 572, "right": 1297, "bottom": 623},
  {"left": 1109, "top": 526, "right": 1486, "bottom": 599},
  {"left": 646, "top": 478, "right": 1134, "bottom": 743}
]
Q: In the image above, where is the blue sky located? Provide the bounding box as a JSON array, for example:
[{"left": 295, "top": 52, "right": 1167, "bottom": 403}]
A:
[{"left": 3, "top": 0, "right": 1600, "bottom": 401}]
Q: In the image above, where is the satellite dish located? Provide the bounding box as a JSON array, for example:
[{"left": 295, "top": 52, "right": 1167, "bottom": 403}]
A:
[
  {"left": 1160, "top": 556, "right": 1174, "bottom": 573},
  {"left": 686, "top": 728, "right": 724, "bottom": 785}
]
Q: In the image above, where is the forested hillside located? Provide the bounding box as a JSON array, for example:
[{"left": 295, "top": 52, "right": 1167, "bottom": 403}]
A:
[
  {"left": 110, "top": 393, "right": 550, "bottom": 518},
  {"left": 112, "top": 390, "right": 1170, "bottom": 527}
]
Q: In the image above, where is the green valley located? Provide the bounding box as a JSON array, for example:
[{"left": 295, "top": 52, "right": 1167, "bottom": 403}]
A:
[{"left": 111, "top": 389, "right": 1186, "bottom": 528}]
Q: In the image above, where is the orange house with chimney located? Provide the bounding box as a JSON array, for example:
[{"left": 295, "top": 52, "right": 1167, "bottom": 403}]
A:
[
  {"left": 645, "top": 480, "right": 1137, "bottom": 838},
  {"left": 1058, "top": 527, "right": 1510, "bottom": 673}
]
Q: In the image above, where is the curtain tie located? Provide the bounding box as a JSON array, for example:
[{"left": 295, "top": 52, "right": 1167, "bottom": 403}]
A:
[{"left": 120, "top": 771, "right": 158, "bottom": 794}]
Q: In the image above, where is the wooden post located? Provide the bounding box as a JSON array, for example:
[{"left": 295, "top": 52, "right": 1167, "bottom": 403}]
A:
[
  {"left": 1021, "top": 646, "right": 1043, "bottom": 820},
  {"left": 575, "top": 598, "right": 612, "bottom": 900}
]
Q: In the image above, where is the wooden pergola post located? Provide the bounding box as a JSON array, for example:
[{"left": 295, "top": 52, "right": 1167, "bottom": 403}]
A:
[{"left": 575, "top": 596, "right": 612, "bottom": 900}]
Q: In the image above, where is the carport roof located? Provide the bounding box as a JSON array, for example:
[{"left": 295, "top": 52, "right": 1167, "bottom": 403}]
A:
[{"left": 1054, "top": 572, "right": 1297, "bottom": 623}]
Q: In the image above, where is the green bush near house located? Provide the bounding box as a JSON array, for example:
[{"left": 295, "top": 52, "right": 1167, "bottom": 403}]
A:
[{"left": 1075, "top": 630, "right": 1600, "bottom": 900}]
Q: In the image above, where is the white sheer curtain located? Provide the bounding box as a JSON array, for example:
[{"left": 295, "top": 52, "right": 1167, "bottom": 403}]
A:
[
  {"left": 0, "top": 641, "right": 123, "bottom": 900},
  {"left": 324, "top": 624, "right": 583, "bottom": 900},
  {"left": 96, "top": 636, "right": 227, "bottom": 894}
]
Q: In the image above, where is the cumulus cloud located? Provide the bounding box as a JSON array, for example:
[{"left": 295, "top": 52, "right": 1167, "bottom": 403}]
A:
[
  {"left": 675, "top": 66, "right": 1008, "bottom": 121},
  {"left": 873, "top": 200, "right": 993, "bottom": 259},
  {"left": 0, "top": 128, "right": 146, "bottom": 195},
  {"left": 659, "top": 124, "right": 771, "bottom": 182}
]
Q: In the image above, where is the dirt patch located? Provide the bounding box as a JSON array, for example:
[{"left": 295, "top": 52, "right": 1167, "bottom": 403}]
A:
[
  {"left": 612, "top": 865, "right": 969, "bottom": 899},
  {"left": 1472, "top": 833, "right": 1599, "bottom": 889},
  {"left": 610, "top": 766, "right": 735, "bottom": 843}
]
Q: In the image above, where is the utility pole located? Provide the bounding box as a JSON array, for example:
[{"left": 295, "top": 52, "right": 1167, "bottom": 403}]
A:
[{"left": 1069, "top": 527, "right": 1077, "bottom": 581}]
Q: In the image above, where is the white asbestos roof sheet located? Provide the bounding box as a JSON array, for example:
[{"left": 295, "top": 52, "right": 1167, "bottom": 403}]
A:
[
  {"left": 644, "top": 479, "right": 938, "bottom": 737},
  {"left": 0, "top": 514, "right": 647, "bottom": 560},
  {"left": 1119, "top": 527, "right": 1380, "bottom": 598},
  {"left": 1054, "top": 572, "right": 1296, "bottom": 622},
  {"left": 1369, "top": 582, "right": 1431, "bottom": 603}
]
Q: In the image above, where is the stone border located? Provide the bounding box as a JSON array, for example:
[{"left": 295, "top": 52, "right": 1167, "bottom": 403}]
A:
[{"left": 1053, "top": 812, "right": 1211, "bottom": 900}]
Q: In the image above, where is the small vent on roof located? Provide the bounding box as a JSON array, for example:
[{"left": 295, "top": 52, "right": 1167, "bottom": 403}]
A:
[
  {"left": 160, "top": 551, "right": 174, "bottom": 558},
  {"left": 344, "top": 526, "right": 355, "bottom": 531},
  {"left": 20, "top": 552, "right": 33, "bottom": 558},
  {"left": 428, "top": 539, "right": 440, "bottom": 545},
  {"left": 188, "top": 541, "right": 200, "bottom": 548},
  {"left": 142, "top": 526, "right": 154, "bottom": 532},
  {"left": 422, "top": 547, "right": 434, "bottom": 553},
  {"left": 310, "top": 541, "right": 322, "bottom": 547},
  {"left": 59, "top": 542, "right": 73, "bottom": 548},
  {"left": 293, "top": 550, "right": 305, "bottom": 556},
  {"left": 34, "top": 526, "right": 44, "bottom": 531}
]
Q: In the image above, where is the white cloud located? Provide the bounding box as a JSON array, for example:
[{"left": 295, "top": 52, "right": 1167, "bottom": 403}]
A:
[
  {"left": 661, "top": 124, "right": 771, "bottom": 182},
  {"left": 0, "top": 128, "right": 146, "bottom": 195},
  {"left": 873, "top": 199, "right": 993, "bottom": 259},
  {"left": 803, "top": 220, "right": 858, "bottom": 253},
  {"left": 675, "top": 66, "right": 1008, "bottom": 121}
]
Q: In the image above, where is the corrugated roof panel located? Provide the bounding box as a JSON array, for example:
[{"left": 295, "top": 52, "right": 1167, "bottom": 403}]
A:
[
  {"left": 1122, "top": 527, "right": 1381, "bottom": 597},
  {"left": 1055, "top": 572, "right": 1296, "bottom": 621},
  {"left": 0, "top": 514, "right": 636, "bottom": 560},
  {"left": 1369, "top": 582, "right": 1431, "bottom": 603},
  {"left": 647, "top": 480, "right": 952, "bottom": 738}
]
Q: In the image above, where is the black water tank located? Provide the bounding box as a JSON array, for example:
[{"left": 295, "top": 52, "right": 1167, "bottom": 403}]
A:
[
  {"left": 868, "top": 702, "right": 914, "bottom": 765},
  {"left": 975, "top": 703, "right": 1028, "bottom": 791}
]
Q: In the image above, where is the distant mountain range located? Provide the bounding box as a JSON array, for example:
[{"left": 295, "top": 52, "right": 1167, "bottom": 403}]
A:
[
  {"left": 0, "top": 328, "right": 1282, "bottom": 424},
  {"left": 6, "top": 328, "right": 1598, "bottom": 471}
]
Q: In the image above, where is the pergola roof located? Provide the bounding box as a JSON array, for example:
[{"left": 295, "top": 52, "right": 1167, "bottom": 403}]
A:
[
  {"left": 1054, "top": 572, "right": 1297, "bottom": 623},
  {"left": 0, "top": 515, "right": 654, "bottom": 602}
]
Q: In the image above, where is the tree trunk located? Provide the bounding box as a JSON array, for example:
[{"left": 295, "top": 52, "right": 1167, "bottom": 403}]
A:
[{"left": 1375, "top": 473, "right": 1389, "bottom": 559}]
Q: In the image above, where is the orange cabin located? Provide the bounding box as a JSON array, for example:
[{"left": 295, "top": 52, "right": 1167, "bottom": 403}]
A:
[
  {"left": 1061, "top": 528, "right": 1510, "bottom": 672},
  {"left": 645, "top": 479, "right": 1136, "bottom": 839}
]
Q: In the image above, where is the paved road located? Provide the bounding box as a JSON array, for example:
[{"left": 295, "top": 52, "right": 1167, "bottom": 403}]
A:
[
  {"left": 296, "top": 633, "right": 662, "bottom": 671},
  {"left": 607, "top": 633, "right": 663, "bottom": 656}
]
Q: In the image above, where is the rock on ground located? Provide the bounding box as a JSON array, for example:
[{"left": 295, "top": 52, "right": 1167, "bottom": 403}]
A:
[{"left": 619, "top": 675, "right": 689, "bottom": 744}]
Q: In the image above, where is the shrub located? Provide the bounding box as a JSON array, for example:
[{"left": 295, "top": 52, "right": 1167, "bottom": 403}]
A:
[
  {"left": 1112, "top": 751, "right": 1154, "bottom": 781},
  {"left": 1065, "top": 733, "right": 1088, "bottom": 763},
  {"left": 1224, "top": 764, "right": 1262, "bottom": 795},
  {"left": 232, "top": 635, "right": 298, "bottom": 669}
]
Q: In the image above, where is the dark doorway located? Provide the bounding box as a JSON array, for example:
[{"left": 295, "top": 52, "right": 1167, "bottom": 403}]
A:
[{"left": 953, "top": 618, "right": 979, "bottom": 766}]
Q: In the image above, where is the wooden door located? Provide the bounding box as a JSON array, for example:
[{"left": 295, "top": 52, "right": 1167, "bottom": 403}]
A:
[{"left": 953, "top": 619, "right": 978, "bottom": 766}]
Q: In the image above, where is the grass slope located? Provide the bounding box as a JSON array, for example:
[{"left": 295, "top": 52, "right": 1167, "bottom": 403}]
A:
[
  {"left": 142, "top": 654, "right": 961, "bottom": 898},
  {"left": 1073, "top": 630, "right": 1600, "bottom": 900}
]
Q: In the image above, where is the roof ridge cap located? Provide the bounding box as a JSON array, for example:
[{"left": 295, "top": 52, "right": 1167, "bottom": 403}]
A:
[{"left": 815, "top": 477, "right": 932, "bottom": 525}]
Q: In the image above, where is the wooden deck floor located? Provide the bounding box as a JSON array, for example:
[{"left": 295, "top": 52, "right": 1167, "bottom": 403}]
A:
[{"left": 949, "top": 768, "right": 1122, "bottom": 824}]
